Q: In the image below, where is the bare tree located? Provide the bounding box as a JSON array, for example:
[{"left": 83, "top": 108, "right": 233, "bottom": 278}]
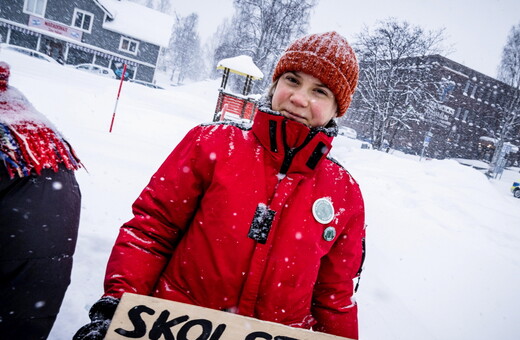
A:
[
  {"left": 208, "top": 18, "right": 236, "bottom": 78},
  {"left": 348, "top": 18, "right": 448, "bottom": 151},
  {"left": 162, "top": 13, "right": 204, "bottom": 84},
  {"left": 498, "top": 23, "right": 520, "bottom": 88},
  {"left": 127, "top": 0, "right": 171, "bottom": 13},
  {"left": 213, "top": 0, "right": 317, "bottom": 92},
  {"left": 487, "top": 23, "right": 520, "bottom": 176}
]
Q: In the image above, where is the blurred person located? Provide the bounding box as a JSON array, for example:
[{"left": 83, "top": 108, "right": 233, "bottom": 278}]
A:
[{"left": 0, "top": 61, "right": 82, "bottom": 339}]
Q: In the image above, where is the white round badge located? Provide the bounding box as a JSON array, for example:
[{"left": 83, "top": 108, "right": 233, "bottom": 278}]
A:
[{"left": 312, "top": 198, "right": 335, "bottom": 224}]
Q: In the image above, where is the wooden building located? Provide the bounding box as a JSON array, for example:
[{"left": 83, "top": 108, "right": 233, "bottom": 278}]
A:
[{"left": 0, "top": 0, "right": 174, "bottom": 82}]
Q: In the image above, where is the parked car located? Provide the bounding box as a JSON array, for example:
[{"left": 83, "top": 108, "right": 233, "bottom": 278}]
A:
[
  {"left": 128, "top": 79, "right": 164, "bottom": 89},
  {"left": 74, "top": 63, "right": 116, "bottom": 79},
  {"left": 511, "top": 181, "right": 520, "bottom": 198},
  {"left": 0, "top": 43, "right": 59, "bottom": 64},
  {"left": 338, "top": 126, "right": 357, "bottom": 139}
]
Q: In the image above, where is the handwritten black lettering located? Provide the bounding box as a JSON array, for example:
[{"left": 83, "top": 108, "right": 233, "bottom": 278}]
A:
[
  {"left": 149, "top": 310, "right": 189, "bottom": 340},
  {"left": 115, "top": 305, "right": 155, "bottom": 338},
  {"left": 245, "top": 331, "right": 272, "bottom": 340},
  {"left": 177, "top": 319, "right": 225, "bottom": 340},
  {"left": 209, "top": 323, "right": 227, "bottom": 340},
  {"left": 244, "top": 332, "right": 301, "bottom": 340}
]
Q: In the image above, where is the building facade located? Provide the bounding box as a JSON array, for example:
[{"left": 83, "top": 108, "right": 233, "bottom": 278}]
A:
[
  {"left": 0, "top": 0, "right": 173, "bottom": 82},
  {"left": 344, "top": 54, "right": 520, "bottom": 165}
]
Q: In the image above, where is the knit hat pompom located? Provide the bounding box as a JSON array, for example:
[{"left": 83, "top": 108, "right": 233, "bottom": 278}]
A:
[
  {"left": 0, "top": 61, "right": 10, "bottom": 76},
  {"left": 272, "top": 31, "right": 359, "bottom": 117},
  {"left": 0, "top": 61, "right": 10, "bottom": 80},
  {"left": 0, "top": 61, "right": 10, "bottom": 92}
]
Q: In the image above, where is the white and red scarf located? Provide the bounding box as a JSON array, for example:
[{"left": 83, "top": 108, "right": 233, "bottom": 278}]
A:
[{"left": 0, "top": 86, "right": 81, "bottom": 179}]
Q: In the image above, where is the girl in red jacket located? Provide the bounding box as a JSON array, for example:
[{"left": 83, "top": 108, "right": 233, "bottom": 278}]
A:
[{"left": 75, "top": 31, "right": 366, "bottom": 340}]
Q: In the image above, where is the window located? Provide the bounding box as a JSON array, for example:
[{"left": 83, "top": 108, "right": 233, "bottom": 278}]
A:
[
  {"left": 462, "top": 109, "right": 469, "bottom": 122},
  {"left": 463, "top": 80, "right": 470, "bottom": 95},
  {"left": 73, "top": 9, "right": 93, "bottom": 32},
  {"left": 24, "top": 0, "right": 47, "bottom": 16},
  {"left": 483, "top": 87, "right": 492, "bottom": 104},
  {"left": 119, "top": 37, "right": 139, "bottom": 55},
  {"left": 439, "top": 79, "right": 456, "bottom": 102},
  {"left": 470, "top": 84, "right": 477, "bottom": 98},
  {"left": 454, "top": 107, "right": 461, "bottom": 120}
]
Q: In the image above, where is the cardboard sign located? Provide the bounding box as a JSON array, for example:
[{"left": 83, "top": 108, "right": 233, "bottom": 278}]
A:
[{"left": 105, "top": 293, "right": 352, "bottom": 340}]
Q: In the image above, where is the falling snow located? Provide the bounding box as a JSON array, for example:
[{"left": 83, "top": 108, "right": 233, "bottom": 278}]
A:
[{"left": 1, "top": 47, "right": 518, "bottom": 340}]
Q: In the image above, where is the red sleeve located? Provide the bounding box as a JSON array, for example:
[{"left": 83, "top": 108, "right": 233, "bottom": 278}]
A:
[
  {"left": 312, "top": 185, "right": 366, "bottom": 340},
  {"left": 103, "top": 125, "right": 213, "bottom": 298}
]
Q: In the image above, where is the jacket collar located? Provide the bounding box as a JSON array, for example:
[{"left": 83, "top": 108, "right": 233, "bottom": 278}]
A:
[{"left": 252, "top": 106, "right": 337, "bottom": 176}]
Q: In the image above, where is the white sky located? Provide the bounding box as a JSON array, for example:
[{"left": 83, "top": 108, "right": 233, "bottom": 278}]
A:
[{"left": 171, "top": 0, "right": 520, "bottom": 79}]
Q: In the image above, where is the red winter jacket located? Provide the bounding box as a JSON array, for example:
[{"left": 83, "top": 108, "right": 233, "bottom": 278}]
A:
[{"left": 104, "top": 108, "right": 366, "bottom": 339}]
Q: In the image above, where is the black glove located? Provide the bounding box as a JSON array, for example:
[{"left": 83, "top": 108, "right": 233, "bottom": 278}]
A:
[{"left": 73, "top": 296, "right": 120, "bottom": 340}]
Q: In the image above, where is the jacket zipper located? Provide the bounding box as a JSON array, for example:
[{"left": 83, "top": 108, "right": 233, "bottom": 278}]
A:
[
  {"left": 278, "top": 119, "right": 317, "bottom": 175},
  {"left": 280, "top": 148, "right": 295, "bottom": 174}
]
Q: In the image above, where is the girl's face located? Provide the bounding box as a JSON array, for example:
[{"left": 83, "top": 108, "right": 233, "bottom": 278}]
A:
[{"left": 271, "top": 71, "right": 338, "bottom": 127}]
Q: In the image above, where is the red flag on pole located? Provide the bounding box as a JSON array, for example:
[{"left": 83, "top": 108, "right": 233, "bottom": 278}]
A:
[{"left": 109, "top": 63, "right": 127, "bottom": 133}]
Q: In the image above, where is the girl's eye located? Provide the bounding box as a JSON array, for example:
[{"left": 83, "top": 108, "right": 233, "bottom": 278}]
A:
[
  {"left": 285, "top": 75, "right": 298, "bottom": 84},
  {"left": 315, "top": 88, "right": 329, "bottom": 96}
]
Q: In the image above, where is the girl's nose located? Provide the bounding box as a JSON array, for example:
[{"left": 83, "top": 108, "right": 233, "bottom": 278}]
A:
[{"left": 290, "top": 89, "right": 309, "bottom": 107}]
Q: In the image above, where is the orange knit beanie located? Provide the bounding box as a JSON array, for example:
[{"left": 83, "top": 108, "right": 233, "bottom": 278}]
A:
[{"left": 272, "top": 31, "right": 359, "bottom": 117}]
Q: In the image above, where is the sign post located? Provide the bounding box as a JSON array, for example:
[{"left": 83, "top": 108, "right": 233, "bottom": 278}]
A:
[
  {"left": 109, "top": 63, "right": 127, "bottom": 133},
  {"left": 420, "top": 131, "right": 433, "bottom": 161},
  {"left": 492, "top": 142, "right": 513, "bottom": 179},
  {"left": 105, "top": 293, "right": 353, "bottom": 340}
]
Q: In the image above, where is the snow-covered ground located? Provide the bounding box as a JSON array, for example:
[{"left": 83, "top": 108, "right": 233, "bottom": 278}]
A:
[{"left": 1, "top": 50, "right": 520, "bottom": 340}]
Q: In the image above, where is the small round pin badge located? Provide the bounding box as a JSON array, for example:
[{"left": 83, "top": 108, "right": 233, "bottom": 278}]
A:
[
  {"left": 312, "top": 198, "right": 335, "bottom": 224},
  {"left": 323, "top": 226, "right": 336, "bottom": 241}
]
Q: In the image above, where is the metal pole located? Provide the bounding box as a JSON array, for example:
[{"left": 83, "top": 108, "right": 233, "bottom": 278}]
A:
[{"left": 109, "top": 63, "right": 127, "bottom": 133}]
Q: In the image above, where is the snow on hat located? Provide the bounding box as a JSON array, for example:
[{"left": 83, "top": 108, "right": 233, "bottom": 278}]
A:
[{"left": 272, "top": 31, "right": 359, "bottom": 117}]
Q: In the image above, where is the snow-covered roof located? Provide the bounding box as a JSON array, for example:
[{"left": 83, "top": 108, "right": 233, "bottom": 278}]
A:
[
  {"left": 95, "top": 0, "right": 174, "bottom": 47},
  {"left": 479, "top": 136, "right": 497, "bottom": 143},
  {"left": 479, "top": 136, "right": 519, "bottom": 152},
  {"left": 217, "top": 55, "right": 264, "bottom": 80}
]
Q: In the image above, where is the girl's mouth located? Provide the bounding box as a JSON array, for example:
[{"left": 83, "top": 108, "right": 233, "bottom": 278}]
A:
[{"left": 283, "top": 110, "right": 304, "bottom": 121}]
